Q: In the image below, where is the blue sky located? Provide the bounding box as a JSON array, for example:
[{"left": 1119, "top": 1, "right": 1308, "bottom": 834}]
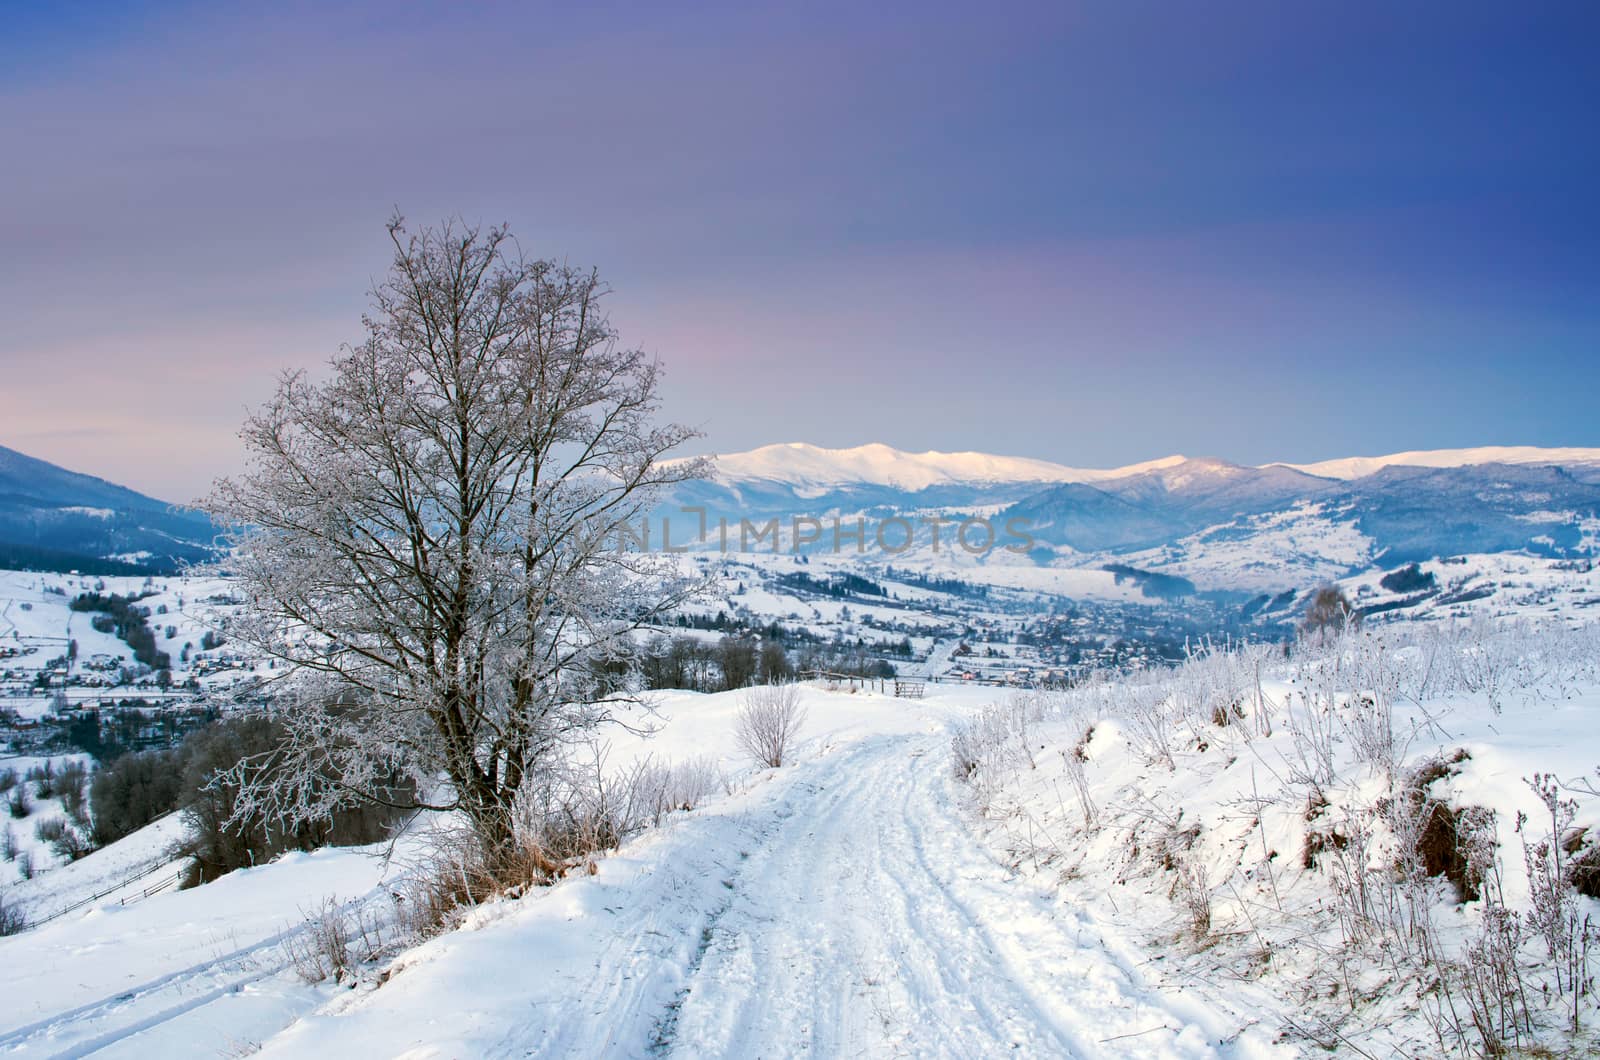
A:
[{"left": 1, "top": 1, "right": 1595, "bottom": 500}]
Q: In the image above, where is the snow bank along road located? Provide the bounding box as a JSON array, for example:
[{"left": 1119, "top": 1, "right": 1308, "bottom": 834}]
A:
[{"left": 254, "top": 715, "right": 1286, "bottom": 1058}]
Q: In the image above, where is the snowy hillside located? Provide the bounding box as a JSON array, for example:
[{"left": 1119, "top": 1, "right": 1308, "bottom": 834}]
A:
[
  {"left": 8, "top": 620, "right": 1599, "bottom": 1056},
  {"left": 3, "top": 439, "right": 1600, "bottom": 1057},
  {"left": 0, "top": 683, "right": 1286, "bottom": 1058},
  {"left": 0, "top": 445, "right": 218, "bottom": 575},
  {"left": 0, "top": 568, "right": 255, "bottom": 709},
  {"left": 951, "top": 619, "right": 1600, "bottom": 1056}
]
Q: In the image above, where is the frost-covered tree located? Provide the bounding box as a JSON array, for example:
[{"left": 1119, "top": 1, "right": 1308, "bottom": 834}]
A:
[{"left": 206, "top": 217, "right": 704, "bottom": 860}]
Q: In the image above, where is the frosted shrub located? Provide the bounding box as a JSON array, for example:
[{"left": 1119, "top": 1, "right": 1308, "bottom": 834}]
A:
[
  {"left": 1341, "top": 689, "right": 1397, "bottom": 776},
  {"left": 1172, "top": 640, "right": 1253, "bottom": 748},
  {"left": 394, "top": 745, "right": 735, "bottom": 937},
  {"left": 282, "top": 897, "right": 387, "bottom": 984},
  {"left": 1519, "top": 774, "right": 1593, "bottom": 1011},
  {"left": 633, "top": 756, "right": 724, "bottom": 827},
  {"left": 1455, "top": 616, "right": 1529, "bottom": 712},
  {"left": 512, "top": 746, "right": 650, "bottom": 868},
  {"left": 1281, "top": 687, "right": 1338, "bottom": 790},
  {"left": 951, "top": 702, "right": 1040, "bottom": 813},
  {"left": 1058, "top": 713, "right": 1098, "bottom": 829},
  {"left": 1120, "top": 683, "right": 1177, "bottom": 770},
  {"left": 1173, "top": 856, "right": 1212, "bottom": 938},
  {"left": 950, "top": 714, "right": 992, "bottom": 781},
  {"left": 735, "top": 684, "right": 807, "bottom": 768}
]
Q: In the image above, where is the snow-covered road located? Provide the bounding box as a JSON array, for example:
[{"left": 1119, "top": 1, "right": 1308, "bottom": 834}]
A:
[
  {"left": 653, "top": 731, "right": 1226, "bottom": 1057},
  {"left": 255, "top": 719, "right": 1279, "bottom": 1058}
]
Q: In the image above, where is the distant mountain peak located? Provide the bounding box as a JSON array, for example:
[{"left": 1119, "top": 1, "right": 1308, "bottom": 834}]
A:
[
  {"left": 696, "top": 443, "right": 1085, "bottom": 491},
  {"left": 1269, "top": 446, "right": 1600, "bottom": 481},
  {"left": 686, "top": 443, "right": 1199, "bottom": 491},
  {"left": 1129, "top": 456, "right": 1246, "bottom": 487}
]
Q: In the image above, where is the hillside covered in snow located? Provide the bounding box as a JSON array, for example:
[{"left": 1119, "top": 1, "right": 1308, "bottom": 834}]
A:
[
  {"left": 4, "top": 621, "right": 1600, "bottom": 1056},
  {"left": 0, "top": 446, "right": 217, "bottom": 576}
]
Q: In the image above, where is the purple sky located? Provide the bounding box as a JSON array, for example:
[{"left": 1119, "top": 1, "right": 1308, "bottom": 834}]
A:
[{"left": 2, "top": 1, "right": 1596, "bottom": 502}]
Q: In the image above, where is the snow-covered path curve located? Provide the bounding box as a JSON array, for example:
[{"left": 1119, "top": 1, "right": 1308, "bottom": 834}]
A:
[
  {"left": 652, "top": 732, "right": 1221, "bottom": 1057},
  {"left": 259, "top": 724, "right": 1274, "bottom": 1059}
]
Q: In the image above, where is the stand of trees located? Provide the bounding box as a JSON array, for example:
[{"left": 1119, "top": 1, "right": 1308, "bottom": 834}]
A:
[
  {"left": 88, "top": 716, "right": 411, "bottom": 881},
  {"left": 70, "top": 592, "right": 170, "bottom": 670},
  {"left": 637, "top": 632, "right": 896, "bottom": 692},
  {"left": 1303, "top": 585, "right": 1358, "bottom": 637},
  {"left": 776, "top": 571, "right": 888, "bottom": 599},
  {"left": 1380, "top": 563, "right": 1438, "bottom": 594},
  {"left": 639, "top": 635, "right": 792, "bottom": 692}
]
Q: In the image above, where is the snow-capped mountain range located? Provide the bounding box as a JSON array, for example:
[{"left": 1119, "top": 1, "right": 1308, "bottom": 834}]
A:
[
  {"left": 1271, "top": 445, "right": 1600, "bottom": 480},
  {"left": 692, "top": 442, "right": 1191, "bottom": 491},
  {"left": 690, "top": 441, "right": 1600, "bottom": 490},
  {"left": 664, "top": 442, "right": 1600, "bottom": 591},
  {"left": 4, "top": 440, "right": 1600, "bottom": 584}
]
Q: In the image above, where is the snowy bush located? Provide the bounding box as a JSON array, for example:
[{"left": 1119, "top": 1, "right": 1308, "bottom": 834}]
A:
[
  {"left": 735, "top": 684, "right": 807, "bottom": 768},
  {"left": 1119, "top": 682, "right": 1178, "bottom": 770},
  {"left": 388, "top": 743, "right": 732, "bottom": 935},
  {"left": 281, "top": 896, "right": 388, "bottom": 985},
  {"left": 56, "top": 761, "right": 90, "bottom": 827},
  {"left": 27, "top": 762, "right": 55, "bottom": 800},
  {"left": 951, "top": 698, "right": 1032, "bottom": 803},
  {"left": 0, "top": 892, "right": 24, "bottom": 936},
  {"left": 632, "top": 756, "right": 725, "bottom": 827}
]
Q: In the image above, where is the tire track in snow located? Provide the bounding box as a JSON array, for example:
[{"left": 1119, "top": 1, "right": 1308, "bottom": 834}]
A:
[
  {"left": 236, "top": 724, "right": 1277, "bottom": 1058},
  {"left": 0, "top": 887, "right": 388, "bottom": 1058},
  {"left": 652, "top": 732, "right": 1225, "bottom": 1059}
]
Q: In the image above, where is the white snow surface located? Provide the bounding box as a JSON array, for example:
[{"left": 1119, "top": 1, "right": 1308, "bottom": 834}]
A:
[
  {"left": 0, "top": 684, "right": 1284, "bottom": 1059},
  {"left": 677, "top": 441, "right": 1600, "bottom": 494},
  {"left": 684, "top": 442, "right": 1190, "bottom": 491},
  {"left": 1271, "top": 445, "right": 1600, "bottom": 480},
  {"left": 958, "top": 622, "right": 1600, "bottom": 1056}
]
